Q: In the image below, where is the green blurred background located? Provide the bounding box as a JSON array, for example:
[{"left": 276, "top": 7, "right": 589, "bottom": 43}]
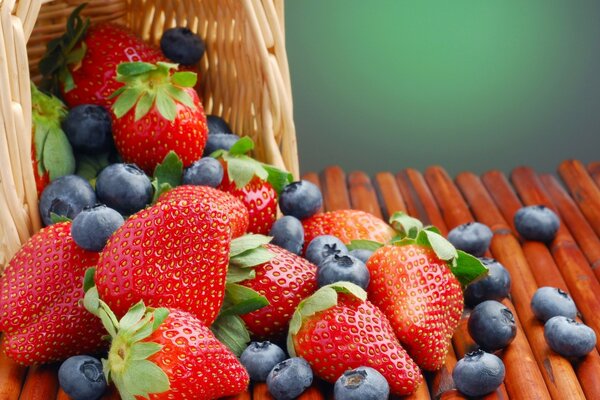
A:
[{"left": 285, "top": 1, "right": 600, "bottom": 176}]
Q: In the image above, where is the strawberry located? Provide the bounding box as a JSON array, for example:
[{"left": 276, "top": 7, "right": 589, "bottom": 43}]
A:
[
  {"left": 88, "top": 302, "right": 249, "bottom": 400},
  {"left": 0, "top": 223, "right": 104, "bottom": 365},
  {"left": 39, "top": 5, "right": 163, "bottom": 108},
  {"left": 110, "top": 61, "right": 208, "bottom": 173},
  {"left": 94, "top": 192, "right": 232, "bottom": 325},
  {"left": 287, "top": 282, "right": 423, "bottom": 396}
]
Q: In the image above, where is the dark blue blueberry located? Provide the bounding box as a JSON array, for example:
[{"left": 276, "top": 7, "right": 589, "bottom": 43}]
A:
[
  {"left": 39, "top": 175, "right": 97, "bottom": 226},
  {"left": 95, "top": 164, "right": 153, "bottom": 216},
  {"left": 240, "top": 341, "right": 287, "bottom": 381},
  {"left": 447, "top": 222, "right": 493, "bottom": 257},
  {"left": 182, "top": 157, "right": 223, "bottom": 187},
  {"left": 468, "top": 300, "right": 516, "bottom": 351},
  {"left": 278, "top": 180, "right": 323, "bottom": 220},
  {"left": 58, "top": 355, "right": 107, "bottom": 400},
  {"left": 514, "top": 205, "right": 560, "bottom": 243},
  {"left": 207, "top": 115, "right": 233, "bottom": 135},
  {"left": 452, "top": 350, "right": 505, "bottom": 397},
  {"left": 269, "top": 216, "right": 304, "bottom": 255},
  {"left": 544, "top": 316, "right": 596, "bottom": 358},
  {"left": 348, "top": 249, "right": 373, "bottom": 264},
  {"left": 464, "top": 258, "right": 511, "bottom": 307},
  {"left": 531, "top": 287, "right": 577, "bottom": 322},
  {"left": 334, "top": 366, "right": 389, "bottom": 400},
  {"left": 317, "top": 254, "right": 370, "bottom": 290},
  {"left": 266, "top": 357, "right": 313, "bottom": 400},
  {"left": 63, "top": 104, "right": 112, "bottom": 154},
  {"left": 203, "top": 133, "right": 241, "bottom": 156},
  {"left": 71, "top": 204, "right": 124, "bottom": 252},
  {"left": 305, "top": 235, "right": 348, "bottom": 266},
  {"left": 160, "top": 27, "right": 205, "bottom": 66}
]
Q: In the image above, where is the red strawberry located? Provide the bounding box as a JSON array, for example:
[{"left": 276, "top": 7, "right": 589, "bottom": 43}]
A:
[
  {"left": 302, "top": 209, "right": 396, "bottom": 249},
  {"left": 159, "top": 185, "right": 249, "bottom": 238},
  {"left": 110, "top": 62, "right": 208, "bottom": 173},
  {"left": 92, "top": 302, "right": 249, "bottom": 400},
  {"left": 287, "top": 282, "right": 423, "bottom": 396},
  {"left": 94, "top": 193, "right": 231, "bottom": 325},
  {"left": 0, "top": 223, "right": 104, "bottom": 365}
]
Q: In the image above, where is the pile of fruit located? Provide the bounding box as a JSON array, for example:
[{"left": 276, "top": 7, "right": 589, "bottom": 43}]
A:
[{"left": 0, "top": 5, "right": 597, "bottom": 400}]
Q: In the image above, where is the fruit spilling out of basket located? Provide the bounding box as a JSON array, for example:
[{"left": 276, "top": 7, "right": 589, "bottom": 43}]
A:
[{"left": 1, "top": 5, "right": 597, "bottom": 400}]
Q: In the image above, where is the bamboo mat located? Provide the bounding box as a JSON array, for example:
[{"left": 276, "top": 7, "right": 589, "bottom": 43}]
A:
[{"left": 1, "top": 159, "right": 600, "bottom": 400}]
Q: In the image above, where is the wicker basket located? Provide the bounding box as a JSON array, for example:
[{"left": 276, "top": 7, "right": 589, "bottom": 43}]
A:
[{"left": 0, "top": 0, "right": 299, "bottom": 267}]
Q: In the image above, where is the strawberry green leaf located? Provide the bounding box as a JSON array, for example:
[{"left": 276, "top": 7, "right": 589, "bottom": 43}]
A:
[
  {"left": 129, "top": 342, "right": 163, "bottom": 361},
  {"left": 346, "top": 240, "right": 384, "bottom": 252},
  {"left": 152, "top": 308, "right": 170, "bottom": 331},
  {"left": 226, "top": 265, "right": 256, "bottom": 284},
  {"left": 220, "top": 283, "right": 269, "bottom": 317},
  {"left": 76, "top": 152, "right": 110, "bottom": 181},
  {"left": 117, "top": 62, "right": 156, "bottom": 77},
  {"left": 165, "top": 86, "right": 195, "bottom": 109},
  {"left": 452, "top": 250, "right": 489, "bottom": 286},
  {"left": 210, "top": 314, "right": 251, "bottom": 357},
  {"left": 113, "top": 88, "right": 143, "bottom": 118},
  {"left": 389, "top": 211, "right": 423, "bottom": 239},
  {"left": 151, "top": 151, "right": 183, "bottom": 203},
  {"left": 230, "top": 247, "right": 274, "bottom": 268},
  {"left": 83, "top": 286, "right": 100, "bottom": 317},
  {"left": 122, "top": 359, "right": 170, "bottom": 397},
  {"left": 262, "top": 164, "right": 293, "bottom": 195},
  {"left": 226, "top": 156, "right": 258, "bottom": 189},
  {"left": 230, "top": 234, "right": 272, "bottom": 257},
  {"left": 135, "top": 92, "right": 155, "bottom": 122},
  {"left": 50, "top": 213, "right": 72, "bottom": 224},
  {"left": 43, "top": 127, "right": 76, "bottom": 180},
  {"left": 119, "top": 302, "right": 147, "bottom": 330},
  {"left": 171, "top": 71, "right": 197, "bottom": 88},
  {"left": 155, "top": 91, "right": 177, "bottom": 121},
  {"left": 419, "top": 229, "right": 458, "bottom": 261},
  {"left": 228, "top": 136, "right": 254, "bottom": 155},
  {"left": 83, "top": 267, "right": 96, "bottom": 292},
  {"left": 98, "top": 308, "right": 118, "bottom": 338},
  {"left": 425, "top": 225, "right": 442, "bottom": 235}
]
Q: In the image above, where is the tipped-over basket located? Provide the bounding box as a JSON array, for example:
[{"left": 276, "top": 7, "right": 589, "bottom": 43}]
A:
[{"left": 0, "top": 0, "right": 299, "bottom": 267}]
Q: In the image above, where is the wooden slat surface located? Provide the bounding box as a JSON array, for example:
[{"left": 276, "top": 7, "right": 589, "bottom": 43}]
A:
[{"left": 2, "top": 161, "right": 600, "bottom": 399}]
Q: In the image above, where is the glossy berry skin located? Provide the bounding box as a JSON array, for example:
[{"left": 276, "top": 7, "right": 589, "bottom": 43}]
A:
[
  {"left": 464, "top": 258, "right": 511, "bottom": 307},
  {"left": 292, "top": 293, "right": 422, "bottom": 396},
  {"left": 95, "top": 163, "right": 153, "bottom": 216},
  {"left": 531, "top": 287, "right": 577, "bottom": 322},
  {"left": 269, "top": 215, "right": 305, "bottom": 255},
  {"left": 183, "top": 157, "right": 224, "bottom": 187},
  {"left": 334, "top": 366, "right": 390, "bottom": 400},
  {"left": 514, "top": 205, "right": 560, "bottom": 243},
  {"left": 206, "top": 115, "right": 232, "bottom": 134},
  {"left": 302, "top": 210, "right": 396, "bottom": 251},
  {"left": 349, "top": 249, "right": 373, "bottom": 263},
  {"left": 58, "top": 355, "right": 107, "bottom": 400},
  {"left": 63, "top": 104, "right": 112, "bottom": 154},
  {"left": 0, "top": 223, "right": 104, "bottom": 365},
  {"left": 39, "top": 174, "right": 97, "bottom": 226},
  {"left": 317, "top": 254, "right": 370, "bottom": 290},
  {"left": 468, "top": 300, "right": 516, "bottom": 351},
  {"left": 240, "top": 341, "right": 287, "bottom": 381},
  {"left": 95, "top": 196, "right": 232, "bottom": 323},
  {"left": 71, "top": 204, "right": 124, "bottom": 252},
  {"left": 304, "top": 235, "right": 348, "bottom": 266},
  {"left": 447, "top": 222, "right": 493, "bottom": 257},
  {"left": 544, "top": 316, "right": 596, "bottom": 358},
  {"left": 266, "top": 357, "right": 313, "bottom": 400},
  {"left": 203, "top": 133, "right": 240, "bottom": 156},
  {"left": 240, "top": 244, "right": 317, "bottom": 339},
  {"left": 160, "top": 27, "right": 205, "bottom": 66},
  {"left": 367, "top": 244, "right": 464, "bottom": 371},
  {"left": 453, "top": 350, "right": 505, "bottom": 397},
  {"left": 279, "top": 180, "right": 323, "bottom": 220}
]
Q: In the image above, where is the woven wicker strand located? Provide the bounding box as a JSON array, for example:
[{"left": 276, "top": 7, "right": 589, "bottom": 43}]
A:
[{"left": 0, "top": 0, "right": 298, "bottom": 268}]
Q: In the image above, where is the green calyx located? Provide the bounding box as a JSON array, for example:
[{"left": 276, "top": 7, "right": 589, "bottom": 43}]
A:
[
  {"left": 286, "top": 282, "right": 367, "bottom": 357},
  {"left": 151, "top": 151, "right": 183, "bottom": 203},
  {"left": 211, "top": 137, "right": 293, "bottom": 194},
  {"left": 39, "top": 3, "right": 90, "bottom": 96},
  {"left": 111, "top": 61, "right": 198, "bottom": 122}
]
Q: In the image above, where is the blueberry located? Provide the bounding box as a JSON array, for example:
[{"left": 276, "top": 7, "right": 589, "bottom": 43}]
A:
[
  {"left": 317, "top": 254, "right": 370, "bottom": 290},
  {"left": 531, "top": 287, "right": 577, "bottom": 322},
  {"left": 266, "top": 357, "right": 313, "bottom": 400},
  {"left": 468, "top": 300, "right": 517, "bottom": 351},
  {"left": 305, "top": 235, "right": 348, "bottom": 266},
  {"left": 240, "top": 341, "right": 287, "bottom": 381},
  {"left": 182, "top": 157, "right": 223, "bottom": 187},
  {"left": 333, "top": 366, "right": 389, "bottom": 400},
  {"left": 39, "top": 175, "right": 97, "bottom": 226},
  {"left": 279, "top": 180, "right": 323, "bottom": 220},
  {"left": 447, "top": 222, "right": 493, "bottom": 257},
  {"left": 160, "top": 27, "right": 205, "bottom": 66},
  {"left": 62, "top": 104, "right": 112, "bottom": 154},
  {"left": 544, "top": 316, "right": 596, "bottom": 358},
  {"left": 95, "top": 164, "right": 153, "bottom": 216},
  {"left": 207, "top": 115, "right": 233, "bottom": 135},
  {"left": 452, "top": 350, "right": 505, "bottom": 397},
  {"left": 269, "top": 216, "right": 304, "bottom": 255},
  {"left": 514, "top": 205, "right": 560, "bottom": 243},
  {"left": 71, "top": 204, "right": 124, "bottom": 252},
  {"left": 203, "top": 133, "right": 241, "bottom": 157},
  {"left": 464, "top": 258, "right": 511, "bottom": 307},
  {"left": 349, "top": 249, "right": 373, "bottom": 264},
  {"left": 58, "top": 355, "right": 107, "bottom": 400}
]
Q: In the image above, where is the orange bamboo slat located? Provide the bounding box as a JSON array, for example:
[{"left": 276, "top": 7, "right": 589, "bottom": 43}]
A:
[
  {"left": 558, "top": 160, "right": 600, "bottom": 237},
  {"left": 0, "top": 338, "right": 27, "bottom": 400},
  {"left": 19, "top": 364, "right": 60, "bottom": 400},
  {"left": 319, "top": 166, "right": 351, "bottom": 211},
  {"left": 374, "top": 172, "right": 407, "bottom": 220},
  {"left": 397, "top": 169, "right": 447, "bottom": 231},
  {"left": 347, "top": 171, "right": 384, "bottom": 219},
  {"left": 587, "top": 162, "right": 600, "bottom": 188}
]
